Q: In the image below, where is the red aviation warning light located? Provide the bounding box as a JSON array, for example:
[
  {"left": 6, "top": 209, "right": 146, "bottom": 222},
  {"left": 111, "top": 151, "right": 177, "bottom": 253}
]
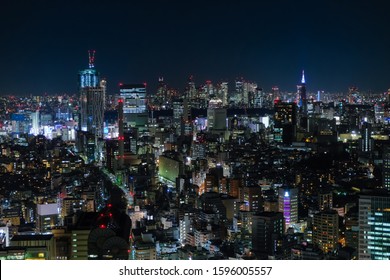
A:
[{"left": 88, "top": 50, "right": 96, "bottom": 68}]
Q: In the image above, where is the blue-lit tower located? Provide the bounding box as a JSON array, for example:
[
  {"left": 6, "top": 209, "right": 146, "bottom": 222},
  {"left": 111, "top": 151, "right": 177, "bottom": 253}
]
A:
[
  {"left": 77, "top": 50, "right": 106, "bottom": 164},
  {"left": 79, "top": 50, "right": 100, "bottom": 88},
  {"left": 79, "top": 50, "right": 106, "bottom": 138},
  {"left": 297, "top": 70, "right": 307, "bottom": 115}
]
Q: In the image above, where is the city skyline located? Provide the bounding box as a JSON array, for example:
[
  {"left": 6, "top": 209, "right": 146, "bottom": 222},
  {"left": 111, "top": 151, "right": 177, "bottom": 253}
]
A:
[
  {"left": 1, "top": 0, "right": 390, "bottom": 95},
  {"left": 1, "top": 42, "right": 390, "bottom": 259}
]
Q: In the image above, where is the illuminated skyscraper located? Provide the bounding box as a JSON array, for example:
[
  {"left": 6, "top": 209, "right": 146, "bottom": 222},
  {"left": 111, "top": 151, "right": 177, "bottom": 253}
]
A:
[
  {"left": 318, "top": 189, "right": 333, "bottom": 211},
  {"left": 30, "top": 110, "right": 40, "bottom": 136},
  {"left": 79, "top": 50, "right": 106, "bottom": 138},
  {"left": 358, "top": 193, "right": 390, "bottom": 260},
  {"left": 274, "top": 102, "right": 297, "bottom": 125},
  {"left": 313, "top": 210, "right": 339, "bottom": 253},
  {"left": 273, "top": 101, "right": 297, "bottom": 143},
  {"left": 186, "top": 75, "right": 196, "bottom": 100},
  {"left": 297, "top": 70, "right": 307, "bottom": 114},
  {"left": 241, "top": 185, "right": 263, "bottom": 212},
  {"left": 216, "top": 82, "right": 228, "bottom": 107},
  {"left": 272, "top": 86, "right": 280, "bottom": 102},
  {"left": 359, "top": 122, "right": 374, "bottom": 153},
  {"left": 117, "top": 98, "right": 124, "bottom": 169},
  {"left": 119, "top": 84, "right": 147, "bottom": 114},
  {"left": 278, "top": 187, "right": 298, "bottom": 231}
]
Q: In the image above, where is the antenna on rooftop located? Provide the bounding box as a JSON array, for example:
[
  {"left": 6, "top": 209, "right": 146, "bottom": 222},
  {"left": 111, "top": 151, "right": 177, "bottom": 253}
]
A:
[{"left": 88, "top": 50, "right": 96, "bottom": 68}]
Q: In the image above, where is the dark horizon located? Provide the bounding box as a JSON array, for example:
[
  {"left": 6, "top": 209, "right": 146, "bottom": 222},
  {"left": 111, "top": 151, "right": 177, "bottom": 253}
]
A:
[{"left": 1, "top": 0, "right": 390, "bottom": 95}]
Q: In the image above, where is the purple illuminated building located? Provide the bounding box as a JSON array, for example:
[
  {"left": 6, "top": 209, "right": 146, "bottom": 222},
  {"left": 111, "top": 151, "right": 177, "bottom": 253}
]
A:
[{"left": 278, "top": 187, "right": 298, "bottom": 231}]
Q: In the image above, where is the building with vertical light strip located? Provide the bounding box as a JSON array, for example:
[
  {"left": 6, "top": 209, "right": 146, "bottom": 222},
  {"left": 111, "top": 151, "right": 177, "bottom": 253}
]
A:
[
  {"left": 359, "top": 122, "right": 373, "bottom": 153},
  {"left": 359, "top": 193, "right": 390, "bottom": 260},
  {"left": 278, "top": 187, "right": 298, "bottom": 231}
]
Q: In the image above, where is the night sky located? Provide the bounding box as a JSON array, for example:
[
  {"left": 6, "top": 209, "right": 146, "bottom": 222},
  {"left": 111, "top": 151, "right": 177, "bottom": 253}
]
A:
[{"left": 1, "top": 0, "right": 390, "bottom": 95}]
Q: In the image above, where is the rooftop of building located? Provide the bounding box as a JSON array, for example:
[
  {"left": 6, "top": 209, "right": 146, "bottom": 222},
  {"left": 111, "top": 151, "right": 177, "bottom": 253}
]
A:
[
  {"left": 253, "top": 211, "right": 284, "bottom": 218},
  {"left": 120, "top": 84, "right": 146, "bottom": 89},
  {"left": 11, "top": 234, "right": 54, "bottom": 241},
  {"left": 359, "top": 189, "right": 390, "bottom": 198}
]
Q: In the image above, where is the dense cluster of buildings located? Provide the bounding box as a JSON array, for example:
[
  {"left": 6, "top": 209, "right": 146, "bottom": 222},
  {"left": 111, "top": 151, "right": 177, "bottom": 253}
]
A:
[{"left": 0, "top": 52, "right": 389, "bottom": 260}]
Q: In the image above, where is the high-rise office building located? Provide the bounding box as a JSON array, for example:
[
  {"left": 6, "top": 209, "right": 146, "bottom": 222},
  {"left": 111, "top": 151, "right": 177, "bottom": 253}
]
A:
[
  {"left": 272, "top": 86, "right": 280, "bottom": 102},
  {"left": 30, "top": 110, "right": 40, "bottom": 136},
  {"left": 79, "top": 81, "right": 106, "bottom": 138},
  {"left": 186, "top": 75, "right": 196, "bottom": 100},
  {"left": 153, "top": 77, "right": 168, "bottom": 107},
  {"left": 207, "top": 108, "right": 227, "bottom": 131},
  {"left": 179, "top": 214, "right": 193, "bottom": 245},
  {"left": 216, "top": 82, "right": 228, "bottom": 107},
  {"left": 359, "top": 122, "right": 374, "bottom": 153},
  {"left": 241, "top": 185, "right": 263, "bottom": 212},
  {"left": 274, "top": 102, "right": 297, "bottom": 125},
  {"left": 297, "top": 70, "right": 307, "bottom": 114},
  {"left": 312, "top": 210, "right": 339, "bottom": 253},
  {"left": 278, "top": 187, "right": 298, "bottom": 231},
  {"left": 318, "top": 189, "right": 333, "bottom": 211},
  {"left": 251, "top": 212, "right": 284, "bottom": 258},
  {"left": 345, "top": 208, "right": 359, "bottom": 252},
  {"left": 358, "top": 193, "right": 390, "bottom": 260},
  {"left": 79, "top": 50, "right": 106, "bottom": 138},
  {"left": 383, "top": 145, "right": 390, "bottom": 191},
  {"left": 273, "top": 101, "right": 297, "bottom": 143},
  {"left": 118, "top": 98, "right": 124, "bottom": 169},
  {"left": 79, "top": 50, "right": 99, "bottom": 88},
  {"left": 36, "top": 203, "right": 60, "bottom": 233},
  {"left": 119, "top": 84, "right": 147, "bottom": 114}
]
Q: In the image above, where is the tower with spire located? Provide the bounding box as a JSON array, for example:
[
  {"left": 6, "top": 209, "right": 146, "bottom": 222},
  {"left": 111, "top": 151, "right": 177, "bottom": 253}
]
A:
[
  {"left": 297, "top": 70, "right": 307, "bottom": 115},
  {"left": 78, "top": 50, "right": 106, "bottom": 162}
]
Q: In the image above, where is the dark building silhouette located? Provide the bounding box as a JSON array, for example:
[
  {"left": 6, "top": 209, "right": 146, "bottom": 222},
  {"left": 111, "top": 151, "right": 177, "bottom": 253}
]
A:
[
  {"left": 88, "top": 204, "right": 131, "bottom": 260},
  {"left": 252, "top": 211, "right": 284, "bottom": 259},
  {"left": 274, "top": 101, "right": 297, "bottom": 144}
]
